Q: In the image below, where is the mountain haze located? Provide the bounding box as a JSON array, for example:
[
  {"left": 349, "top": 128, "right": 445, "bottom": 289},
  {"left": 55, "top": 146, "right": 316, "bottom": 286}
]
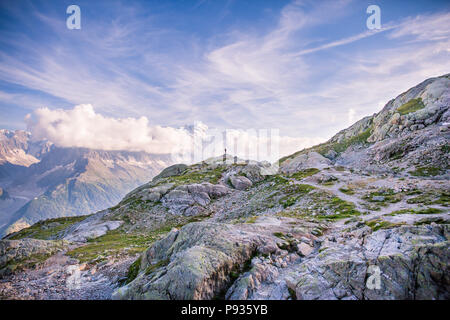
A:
[{"left": 0, "top": 131, "right": 173, "bottom": 236}]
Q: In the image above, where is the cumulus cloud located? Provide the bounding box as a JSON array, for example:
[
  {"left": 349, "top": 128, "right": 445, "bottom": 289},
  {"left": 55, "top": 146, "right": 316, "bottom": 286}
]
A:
[
  {"left": 25, "top": 105, "right": 323, "bottom": 162},
  {"left": 25, "top": 104, "right": 193, "bottom": 155}
]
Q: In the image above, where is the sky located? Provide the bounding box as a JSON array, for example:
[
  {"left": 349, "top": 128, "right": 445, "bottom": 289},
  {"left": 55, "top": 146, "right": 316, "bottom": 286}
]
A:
[{"left": 0, "top": 0, "right": 449, "bottom": 160}]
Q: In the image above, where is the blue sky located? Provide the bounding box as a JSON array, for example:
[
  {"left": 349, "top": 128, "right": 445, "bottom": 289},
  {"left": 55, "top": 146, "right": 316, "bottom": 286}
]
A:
[{"left": 0, "top": 0, "right": 449, "bottom": 156}]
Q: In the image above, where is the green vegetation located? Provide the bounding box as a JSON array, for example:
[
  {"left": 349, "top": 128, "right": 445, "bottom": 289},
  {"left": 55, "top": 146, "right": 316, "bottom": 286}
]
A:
[
  {"left": 365, "top": 219, "right": 405, "bottom": 231},
  {"left": 1, "top": 252, "right": 55, "bottom": 274},
  {"left": 363, "top": 188, "right": 448, "bottom": 209},
  {"left": 272, "top": 233, "right": 298, "bottom": 252},
  {"left": 66, "top": 230, "right": 158, "bottom": 263},
  {"left": 339, "top": 187, "right": 355, "bottom": 195},
  {"left": 290, "top": 168, "right": 320, "bottom": 180},
  {"left": 244, "top": 216, "right": 258, "bottom": 224},
  {"left": 363, "top": 188, "right": 403, "bottom": 205},
  {"left": 279, "top": 125, "right": 373, "bottom": 164},
  {"left": 265, "top": 174, "right": 290, "bottom": 187},
  {"left": 405, "top": 189, "right": 423, "bottom": 196},
  {"left": 414, "top": 218, "right": 448, "bottom": 226},
  {"left": 214, "top": 251, "right": 259, "bottom": 300},
  {"left": 145, "top": 258, "right": 170, "bottom": 275},
  {"left": 397, "top": 98, "right": 425, "bottom": 115},
  {"left": 389, "top": 150, "right": 404, "bottom": 160},
  {"left": 117, "top": 197, "right": 156, "bottom": 211},
  {"left": 436, "top": 193, "right": 450, "bottom": 206},
  {"left": 406, "top": 191, "right": 449, "bottom": 207},
  {"left": 323, "top": 127, "right": 372, "bottom": 154},
  {"left": 275, "top": 209, "right": 317, "bottom": 222},
  {"left": 275, "top": 189, "right": 361, "bottom": 221},
  {"left": 441, "top": 145, "right": 450, "bottom": 153},
  {"left": 8, "top": 216, "right": 88, "bottom": 240},
  {"left": 66, "top": 216, "right": 206, "bottom": 263},
  {"left": 123, "top": 256, "right": 142, "bottom": 284},
  {"left": 388, "top": 208, "right": 443, "bottom": 216},
  {"left": 320, "top": 177, "right": 338, "bottom": 186},
  {"left": 288, "top": 287, "right": 297, "bottom": 300},
  {"left": 273, "top": 232, "right": 285, "bottom": 238},
  {"left": 278, "top": 184, "right": 315, "bottom": 208},
  {"left": 157, "top": 166, "right": 227, "bottom": 186},
  {"left": 317, "top": 196, "right": 361, "bottom": 220},
  {"left": 112, "top": 165, "right": 228, "bottom": 212},
  {"left": 408, "top": 166, "right": 443, "bottom": 177}
]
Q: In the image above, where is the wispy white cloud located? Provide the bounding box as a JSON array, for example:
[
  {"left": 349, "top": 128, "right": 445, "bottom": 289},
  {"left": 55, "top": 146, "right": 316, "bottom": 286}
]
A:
[{"left": 291, "top": 25, "right": 396, "bottom": 56}]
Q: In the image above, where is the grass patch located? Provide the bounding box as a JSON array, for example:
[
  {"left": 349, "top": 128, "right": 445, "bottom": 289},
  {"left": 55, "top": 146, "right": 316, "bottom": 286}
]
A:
[
  {"left": 339, "top": 187, "right": 355, "bottom": 195},
  {"left": 397, "top": 98, "right": 425, "bottom": 115},
  {"left": 273, "top": 232, "right": 285, "bottom": 238},
  {"left": 414, "top": 217, "right": 448, "bottom": 226},
  {"left": 278, "top": 184, "right": 315, "bottom": 208},
  {"left": 66, "top": 216, "right": 205, "bottom": 263},
  {"left": 328, "top": 127, "right": 372, "bottom": 154},
  {"left": 8, "top": 216, "right": 88, "bottom": 240},
  {"left": 388, "top": 208, "right": 444, "bottom": 216},
  {"left": 275, "top": 210, "right": 317, "bottom": 222},
  {"left": 66, "top": 230, "right": 158, "bottom": 263},
  {"left": 288, "top": 287, "right": 297, "bottom": 300},
  {"left": 145, "top": 258, "right": 170, "bottom": 275},
  {"left": 409, "top": 166, "right": 443, "bottom": 177},
  {"left": 123, "top": 256, "right": 142, "bottom": 285},
  {"left": 290, "top": 168, "right": 320, "bottom": 180},
  {"left": 265, "top": 174, "right": 290, "bottom": 186},
  {"left": 365, "top": 218, "right": 405, "bottom": 231},
  {"left": 406, "top": 191, "right": 449, "bottom": 206},
  {"left": 317, "top": 196, "right": 361, "bottom": 220},
  {"left": 441, "top": 145, "right": 450, "bottom": 153},
  {"left": 363, "top": 188, "right": 402, "bottom": 205},
  {"left": 244, "top": 216, "right": 258, "bottom": 224},
  {"left": 117, "top": 197, "right": 156, "bottom": 211},
  {"left": 436, "top": 193, "right": 450, "bottom": 206},
  {"left": 160, "top": 166, "right": 227, "bottom": 186}
]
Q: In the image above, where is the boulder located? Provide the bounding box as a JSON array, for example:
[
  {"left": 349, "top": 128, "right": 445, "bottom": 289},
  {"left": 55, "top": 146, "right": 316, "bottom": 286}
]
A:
[
  {"left": 113, "top": 222, "right": 272, "bottom": 300},
  {"left": 162, "top": 189, "right": 196, "bottom": 215},
  {"left": 281, "top": 152, "right": 331, "bottom": 174},
  {"left": 142, "top": 192, "right": 161, "bottom": 202},
  {"left": 161, "top": 183, "right": 230, "bottom": 215},
  {"left": 229, "top": 175, "right": 253, "bottom": 190},
  {"left": 152, "top": 164, "right": 188, "bottom": 181},
  {"left": 63, "top": 210, "right": 123, "bottom": 242},
  {"left": 296, "top": 242, "right": 314, "bottom": 257}
]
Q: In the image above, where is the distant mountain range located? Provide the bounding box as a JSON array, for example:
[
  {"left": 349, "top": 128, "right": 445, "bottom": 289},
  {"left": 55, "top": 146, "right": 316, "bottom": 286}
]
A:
[{"left": 0, "top": 129, "right": 173, "bottom": 236}]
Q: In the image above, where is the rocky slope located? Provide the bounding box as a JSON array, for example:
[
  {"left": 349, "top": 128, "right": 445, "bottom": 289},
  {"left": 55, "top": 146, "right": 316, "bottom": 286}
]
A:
[
  {"left": 281, "top": 74, "right": 449, "bottom": 175},
  {"left": 0, "top": 74, "right": 448, "bottom": 300}
]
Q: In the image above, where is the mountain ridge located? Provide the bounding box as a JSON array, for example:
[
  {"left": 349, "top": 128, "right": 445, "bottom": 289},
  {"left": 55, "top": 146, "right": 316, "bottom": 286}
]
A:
[
  {"left": 280, "top": 73, "right": 449, "bottom": 175},
  {"left": 0, "top": 74, "right": 448, "bottom": 300}
]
